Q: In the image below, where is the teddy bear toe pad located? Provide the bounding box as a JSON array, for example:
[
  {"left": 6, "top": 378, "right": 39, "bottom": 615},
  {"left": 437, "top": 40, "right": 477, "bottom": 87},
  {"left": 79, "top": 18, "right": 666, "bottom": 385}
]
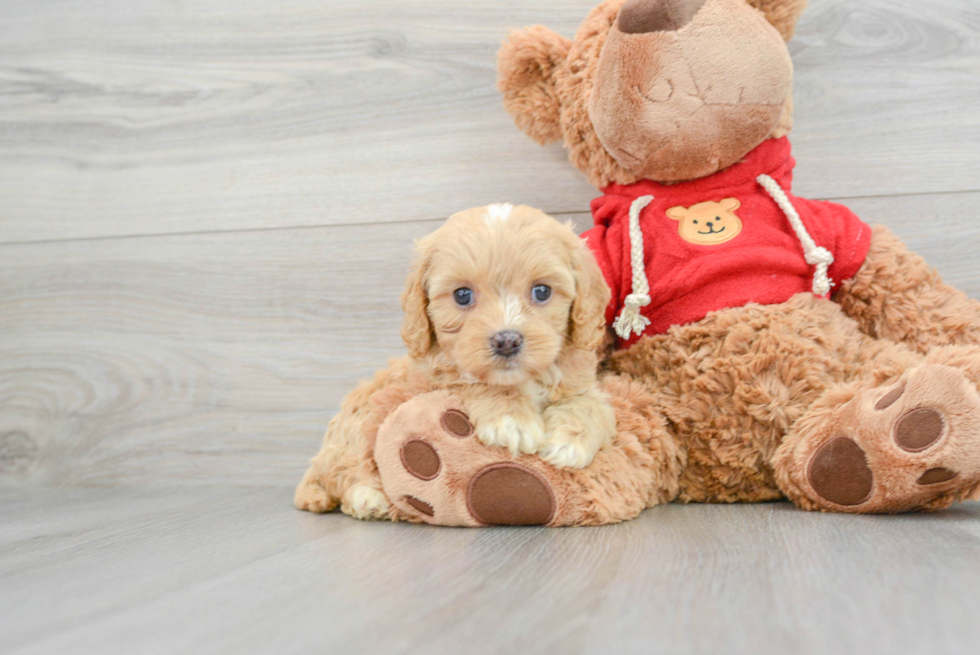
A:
[
  {"left": 441, "top": 409, "right": 474, "bottom": 438},
  {"left": 375, "top": 391, "right": 562, "bottom": 527},
  {"left": 894, "top": 408, "right": 945, "bottom": 452},
  {"left": 799, "top": 364, "right": 980, "bottom": 512},
  {"left": 403, "top": 496, "right": 435, "bottom": 517},
  {"left": 400, "top": 439, "right": 441, "bottom": 480}
]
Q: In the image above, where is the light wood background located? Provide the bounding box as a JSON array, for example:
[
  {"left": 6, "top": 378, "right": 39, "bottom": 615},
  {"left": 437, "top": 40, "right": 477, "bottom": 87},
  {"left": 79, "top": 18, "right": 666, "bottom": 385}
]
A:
[{"left": 1, "top": 2, "right": 980, "bottom": 652}]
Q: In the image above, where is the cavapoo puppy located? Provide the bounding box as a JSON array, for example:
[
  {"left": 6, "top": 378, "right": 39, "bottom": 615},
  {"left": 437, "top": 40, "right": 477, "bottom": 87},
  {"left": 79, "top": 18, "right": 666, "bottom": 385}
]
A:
[{"left": 295, "top": 203, "right": 617, "bottom": 519}]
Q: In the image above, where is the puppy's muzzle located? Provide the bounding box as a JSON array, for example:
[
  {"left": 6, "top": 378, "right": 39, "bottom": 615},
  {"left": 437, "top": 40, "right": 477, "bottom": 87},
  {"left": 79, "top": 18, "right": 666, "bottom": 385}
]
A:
[{"left": 491, "top": 331, "right": 523, "bottom": 358}]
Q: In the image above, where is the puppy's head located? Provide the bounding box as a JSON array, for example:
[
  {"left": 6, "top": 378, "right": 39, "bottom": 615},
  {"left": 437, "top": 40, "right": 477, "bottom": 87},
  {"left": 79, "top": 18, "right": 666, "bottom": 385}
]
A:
[{"left": 401, "top": 204, "right": 610, "bottom": 386}]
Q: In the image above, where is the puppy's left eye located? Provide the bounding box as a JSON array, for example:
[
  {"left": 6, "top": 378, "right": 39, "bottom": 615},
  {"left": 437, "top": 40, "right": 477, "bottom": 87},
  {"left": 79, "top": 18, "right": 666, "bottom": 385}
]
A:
[
  {"left": 454, "top": 288, "right": 474, "bottom": 307},
  {"left": 532, "top": 284, "right": 552, "bottom": 303}
]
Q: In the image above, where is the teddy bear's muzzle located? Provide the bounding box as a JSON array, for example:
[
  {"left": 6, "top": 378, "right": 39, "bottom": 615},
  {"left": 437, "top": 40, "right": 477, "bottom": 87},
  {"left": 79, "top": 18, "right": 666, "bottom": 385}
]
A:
[{"left": 618, "top": 0, "right": 708, "bottom": 34}]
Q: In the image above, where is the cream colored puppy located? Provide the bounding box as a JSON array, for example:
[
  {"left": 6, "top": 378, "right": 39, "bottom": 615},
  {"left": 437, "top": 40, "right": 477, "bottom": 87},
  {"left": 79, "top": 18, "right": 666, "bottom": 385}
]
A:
[{"left": 295, "top": 204, "right": 617, "bottom": 520}]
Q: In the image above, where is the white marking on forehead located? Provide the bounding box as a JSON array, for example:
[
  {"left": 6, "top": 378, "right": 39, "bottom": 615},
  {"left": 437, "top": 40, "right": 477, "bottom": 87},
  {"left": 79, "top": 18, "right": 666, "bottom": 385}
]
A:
[
  {"left": 501, "top": 290, "right": 526, "bottom": 328},
  {"left": 484, "top": 203, "right": 514, "bottom": 225}
]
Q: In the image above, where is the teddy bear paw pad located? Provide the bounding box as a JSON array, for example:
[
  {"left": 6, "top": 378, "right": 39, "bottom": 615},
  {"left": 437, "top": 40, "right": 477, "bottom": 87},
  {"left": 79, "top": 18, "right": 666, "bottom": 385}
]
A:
[
  {"left": 800, "top": 364, "right": 980, "bottom": 512},
  {"left": 441, "top": 409, "right": 475, "bottom": 437},
  {"left": 374, "top": 391, "right": 561, "bottom": 527},
  {"left": 466, "top": 463, "right": 556, "bottom": 526},
  {"left": 403, "top": 496, "right": 434, "bottom": 516},
  {"left": 400, "top": 439, "right": 441, "bottom": 480},
  {"left": 894, "top": 408, "right": 945, "bottom": 452},
  {"left": 917, "top": 468, "right": 958, "bottom": 485},
  {"left": 807, "top": 437, "right": 873, "bottom": 506}
]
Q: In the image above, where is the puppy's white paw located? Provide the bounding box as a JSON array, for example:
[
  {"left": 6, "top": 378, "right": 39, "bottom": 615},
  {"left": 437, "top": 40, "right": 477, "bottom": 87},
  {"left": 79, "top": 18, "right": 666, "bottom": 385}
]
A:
[
  {"left": 342, "top": 485, "right": 391, "bottom": 521},
  {"left": 477, "top": 414, "right": 546, "bottom": 455},
  {"left": 538, "top": 428, "right": 600, "bottom": 469}
]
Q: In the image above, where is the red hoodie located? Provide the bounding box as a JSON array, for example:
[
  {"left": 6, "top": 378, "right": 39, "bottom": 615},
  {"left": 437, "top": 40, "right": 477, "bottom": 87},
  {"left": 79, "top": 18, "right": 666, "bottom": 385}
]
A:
[{"left": 582, "top": 137, "right": 872, "bottom": 348}]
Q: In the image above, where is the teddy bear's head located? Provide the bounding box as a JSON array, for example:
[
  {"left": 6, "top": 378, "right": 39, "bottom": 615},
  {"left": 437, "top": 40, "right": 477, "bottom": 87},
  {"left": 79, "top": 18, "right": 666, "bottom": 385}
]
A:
[{"left": 498, "top": 0, "right": 806, "bottom": 187}]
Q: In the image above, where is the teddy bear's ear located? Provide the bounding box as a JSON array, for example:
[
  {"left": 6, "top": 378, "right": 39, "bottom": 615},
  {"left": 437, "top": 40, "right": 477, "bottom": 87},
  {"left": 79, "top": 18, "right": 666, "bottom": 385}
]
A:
[
  {"left": 744, "top": 0, "right": 808, "bottom": 41},
  {"left": 497, "top": 26, "right": 572, "bottom": 145},
  {"left": 666, "top": 207, "right": 688, "bottom": 221},
  {"left": 721, "top": 198, "right": 741, "bottom": 211}
]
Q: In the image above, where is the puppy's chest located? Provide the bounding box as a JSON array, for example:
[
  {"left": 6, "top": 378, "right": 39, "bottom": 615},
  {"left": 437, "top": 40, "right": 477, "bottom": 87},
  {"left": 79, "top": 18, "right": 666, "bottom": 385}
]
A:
[
  {"left": 452, "top": 379, "right": 556, "bottom": 414},
  {"left": 518, "top": 380, "right": 554, "bottom": 412}
]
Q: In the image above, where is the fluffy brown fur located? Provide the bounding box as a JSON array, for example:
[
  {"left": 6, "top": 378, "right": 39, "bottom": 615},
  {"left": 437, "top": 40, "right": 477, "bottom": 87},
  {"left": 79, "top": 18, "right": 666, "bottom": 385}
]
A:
[
  {"left": 296, "top": 204, "right": 618, "bottom": 519},
  {"left": 836, "top": 225, "right": 980, "bottom": 354},
  {"left": 495, "top": 25, "right": 571, "bottom": 146},
  {"left": 610, "top": 286, "right": 980, "bottom": 509},
  {"left": 745, "top": 0, "right": 808, "bottom": 41}
]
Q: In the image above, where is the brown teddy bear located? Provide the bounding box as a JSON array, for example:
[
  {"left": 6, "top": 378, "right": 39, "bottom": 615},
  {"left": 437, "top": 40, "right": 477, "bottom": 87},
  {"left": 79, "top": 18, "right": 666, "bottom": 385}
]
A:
[{"left": 296, "top": 0, "right": 980, "bottom": 525}]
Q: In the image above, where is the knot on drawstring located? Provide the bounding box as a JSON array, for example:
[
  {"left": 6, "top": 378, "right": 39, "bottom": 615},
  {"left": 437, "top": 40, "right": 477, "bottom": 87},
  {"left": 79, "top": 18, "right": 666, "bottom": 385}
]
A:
[
  {"left": 613, "top": 195, "right": 655, "bottom": 339},
  {"left": 805, "top": 246, "right": 835, "bottom": 296},
  {"left": 805, "top": 246, "right": 834, "bottom": 267},
  {"left": 757, "top": 174, "right": 835, "bottom": 297},
  {"left": 613, "top": 293, "right": 652, "bottom": 339}
]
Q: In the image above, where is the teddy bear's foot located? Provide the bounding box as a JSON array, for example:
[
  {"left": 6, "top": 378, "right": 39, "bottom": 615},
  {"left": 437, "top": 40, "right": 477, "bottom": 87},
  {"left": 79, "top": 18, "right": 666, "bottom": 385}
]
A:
[
  {"left": 374, "top": 391, "right": 564, "bottom": 526},
  {"left": 777, "top": 363, "right": 980, "bottom": 513}
]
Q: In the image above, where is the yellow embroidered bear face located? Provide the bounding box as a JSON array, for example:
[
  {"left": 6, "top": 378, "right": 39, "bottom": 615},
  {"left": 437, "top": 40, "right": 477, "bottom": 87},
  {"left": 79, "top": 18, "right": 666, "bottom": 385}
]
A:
[{"left": 666, "top": 198, "right": 743, "bottom": 245}]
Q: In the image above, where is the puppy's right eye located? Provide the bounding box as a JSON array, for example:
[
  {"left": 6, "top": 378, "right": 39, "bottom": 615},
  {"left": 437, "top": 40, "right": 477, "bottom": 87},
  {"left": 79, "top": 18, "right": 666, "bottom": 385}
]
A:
[
  {"left": 453, "top": 288, "right": 474, "bottom": 307},
  {"left": 532, "top": 284, "right": 552, "bottom": 303}
]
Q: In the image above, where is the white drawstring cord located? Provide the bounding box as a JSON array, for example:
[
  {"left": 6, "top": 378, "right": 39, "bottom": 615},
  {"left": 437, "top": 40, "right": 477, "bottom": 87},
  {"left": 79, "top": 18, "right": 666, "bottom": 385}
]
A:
[
  {"left": 613, "top": 195, "right": 654, "bottom": 339},
  {"left": 613, "top": 178, "right": 832, "bottom": 340},
  {"left": 757, "top": 174, "right": 835, "bottom": 296}
]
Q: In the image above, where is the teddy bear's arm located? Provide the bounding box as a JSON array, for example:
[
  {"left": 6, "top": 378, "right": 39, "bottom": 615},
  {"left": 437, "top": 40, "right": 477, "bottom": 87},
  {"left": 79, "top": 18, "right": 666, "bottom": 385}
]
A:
[{"left": 835, "top": 225, "right": 980, "bottom": 354}]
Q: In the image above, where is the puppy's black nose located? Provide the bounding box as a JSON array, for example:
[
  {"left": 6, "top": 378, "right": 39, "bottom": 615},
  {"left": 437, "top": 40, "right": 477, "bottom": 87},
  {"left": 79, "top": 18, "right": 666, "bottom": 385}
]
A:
[
  {"left": 618, "top": 0, "right": 707, "bottom": 34},
  {"left": 491, "top": 331, "right": 523, "bottom": 358}
]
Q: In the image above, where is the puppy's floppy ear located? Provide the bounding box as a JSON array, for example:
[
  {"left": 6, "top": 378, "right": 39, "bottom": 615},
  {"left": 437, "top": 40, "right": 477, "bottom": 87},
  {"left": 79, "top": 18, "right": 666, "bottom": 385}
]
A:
[
  {"left": 744, "top": 0, "right": 808, "bottom": 41},
  {"left": 497, "top": 26, "right": 571, "bottom": 145},
  {"left": 400, "top": 240, "right": 435, "bottom": 358},
  {"left": 568, "top": 237, "right": 612, "bottom": 352}
]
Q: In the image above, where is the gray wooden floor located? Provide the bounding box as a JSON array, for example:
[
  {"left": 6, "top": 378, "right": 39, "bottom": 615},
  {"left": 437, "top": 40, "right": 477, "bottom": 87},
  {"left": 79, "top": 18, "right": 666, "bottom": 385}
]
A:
[
  {"left": 1, "top": 0, "right": 979, "bottom": 653},
  {"left": 3, "top": 489, "right": 980, "bottom": 655}
]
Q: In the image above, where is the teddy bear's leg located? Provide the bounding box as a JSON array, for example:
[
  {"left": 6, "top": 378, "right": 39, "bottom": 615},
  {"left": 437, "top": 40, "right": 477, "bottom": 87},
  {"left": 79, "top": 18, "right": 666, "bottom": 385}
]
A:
[
  {"left": 836, "top": 225, "right": 980, "bottom": 354},
  {"left": 373, "top": 376, "right": 684, "bottom": 527},
  {"left": 773, "top": 346, "right": 980, "bottom": 513}
]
